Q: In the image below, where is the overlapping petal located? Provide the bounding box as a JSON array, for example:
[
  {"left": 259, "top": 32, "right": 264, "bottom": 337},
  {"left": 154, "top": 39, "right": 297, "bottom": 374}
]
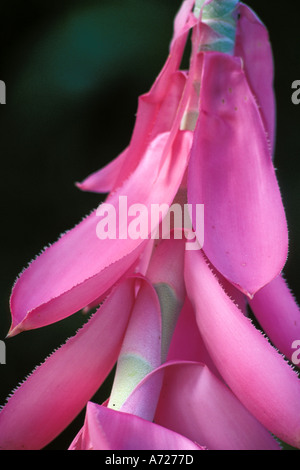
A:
[
  {"left": 155, "top": 361, "right": 280, "bottom": 450},
  {"left": 188, "top": 51, "right": 288, "bottom": 297},
  {"left": 69, "top": 401, "right": 204, "bottom": 451},
  {"left": 116, "top": 360, "right": 279, "bottom": 450},
  {"left": 185, "top": 249, "right": 300, "bottom": 448},
  {"left": 0, "top": 278, "right": 136, "bottom": 450},
  {"left": 249, "top": 274, "right": 300, "bottom": 363},
  {"left": 9, "top": 129, "right": 192, "bottom": 335}
]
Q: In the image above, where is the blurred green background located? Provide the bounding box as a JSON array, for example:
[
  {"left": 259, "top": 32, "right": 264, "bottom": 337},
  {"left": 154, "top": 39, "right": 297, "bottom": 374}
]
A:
[{"left": 0, "top": 0, "right": 299, "bottom": 450}]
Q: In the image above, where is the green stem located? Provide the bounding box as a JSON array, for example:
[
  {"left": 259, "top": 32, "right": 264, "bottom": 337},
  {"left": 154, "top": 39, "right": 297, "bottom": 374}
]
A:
[{"left": 194, "top": 0, "right": 239, "bottom": 55}]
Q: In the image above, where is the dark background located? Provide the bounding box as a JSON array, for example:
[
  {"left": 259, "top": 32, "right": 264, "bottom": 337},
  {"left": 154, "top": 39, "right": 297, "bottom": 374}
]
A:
[{"left": 0, "top": 0, "right": 299, "bottom": 450}]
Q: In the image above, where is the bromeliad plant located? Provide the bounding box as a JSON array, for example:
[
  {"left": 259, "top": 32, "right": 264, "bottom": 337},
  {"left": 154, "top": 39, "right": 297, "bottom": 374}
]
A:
[{"left": 1, "top": 0, "right": 300, "bottom": 450}]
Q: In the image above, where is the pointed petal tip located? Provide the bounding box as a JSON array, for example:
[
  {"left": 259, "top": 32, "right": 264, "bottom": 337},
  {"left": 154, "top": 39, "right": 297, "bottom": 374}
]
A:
[
  {"left": 6, "top": 325, "right": 23, "bottom": 338},
  {"left": 75, "top": 181, "right": 85, "bottom": 191}
]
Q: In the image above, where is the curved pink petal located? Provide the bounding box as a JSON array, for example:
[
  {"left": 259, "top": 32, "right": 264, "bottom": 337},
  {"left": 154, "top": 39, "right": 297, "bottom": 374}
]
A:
[
  {"left": 10, "top": 129, "right": 192, "bottom": 335},
  {"left": 0, "top": 278, "right": 136, "bottom": 450},
  {"left": 155, "top": 362, "right": 280, "bottom": 450},
  {"left": 9, "top": 237, "right": 144, "bottom": 336},
  {"left": 188, "top": 51, "right": 288, "bottom": 297},
  {"left": 249, "top": 274, "right": 300, "bottom": 363},
  {"left": 185, "top": 249, "right": 300, "bottom": 449},
  {"left": 235, "top": 4, "right": 276, "bottom": 153},
  {"left": 69, "top": 401, "right": 204, "bottom": 450}
]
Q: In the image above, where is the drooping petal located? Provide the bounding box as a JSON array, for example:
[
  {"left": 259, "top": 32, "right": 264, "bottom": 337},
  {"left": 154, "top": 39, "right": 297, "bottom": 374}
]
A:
[
  {"left": 10, "top": 130, "right": 192, "bottom": 335},
  {"left": 0, "top": 278, "right": 136, "bottom": 450},
  {"left": 188, "top": 51, "right": 288, "bottom": 297},
  {"left": 249, "top": 274, "right": 300, "bottom": 363},
  {"left": 235, "top": 3, "right": 276, "bottom": 153},
  {"left": 9, "top": 237, "right": 144, "bottom": 336},
  {"left": 69, "top": 401, "right": 204, "bottom": 451},
  {"left": 155, "top": 362, "right": 280, "bottom": 450},
  {"left": 185, "top": 249, "right": 300, "bottom": 449}
]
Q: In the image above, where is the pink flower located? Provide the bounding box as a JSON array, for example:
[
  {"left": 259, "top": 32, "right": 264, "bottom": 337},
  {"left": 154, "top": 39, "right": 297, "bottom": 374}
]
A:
[{"left": 1, "top": 0, "right": 300, "bottom": 451}]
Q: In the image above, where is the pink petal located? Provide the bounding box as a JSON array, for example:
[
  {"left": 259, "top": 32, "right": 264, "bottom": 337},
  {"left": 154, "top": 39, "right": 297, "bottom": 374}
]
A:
[
  {"left": 9, "top": 237, "right": 143, "bottom": 336},
  {"left": 188, "top": 51, "right": 288, "bottom": 297},
  {"left": 249, "top": 274, "right": 300, "bottom": 363},
  {"left": 0, "top": 278, "right": 136, "bottom": 450},
  {"left": 155, "top": 362, "right": 280, "bottom": 450},
  {"left": 235, "top": 4, "right": 276, "bottom": 153},
  {"left": 69, "top": 401, "right": 204, "bottom": 450},
  {"left": 10, "top": 129, "right": 192, "bottom": 335},
  {"left": 185, "top": 249, "right": 300, "bottom": 449}
]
